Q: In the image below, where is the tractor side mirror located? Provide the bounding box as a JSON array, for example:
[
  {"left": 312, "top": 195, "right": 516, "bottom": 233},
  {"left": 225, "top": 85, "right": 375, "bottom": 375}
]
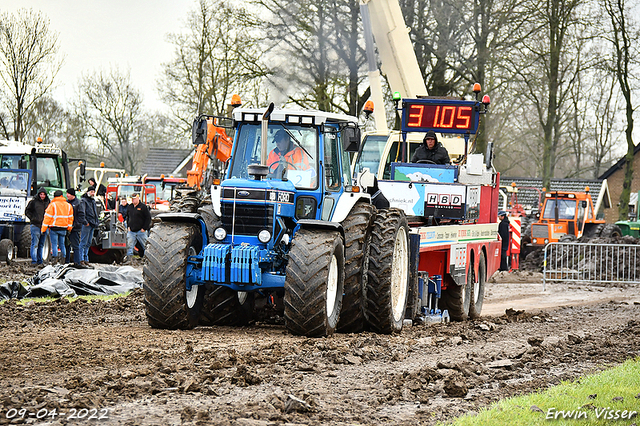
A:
[
  {"left": 581, "top": 200, "right": 587, "bottom": 208},
  {"left": 18, "top": 156, "right": 28, "bottom": 170},
  {"left": 342, "top": 126, "right": 361, "bottom": 153},
  {"left": 80, "top": 161, "right": 86, "bottom": 176},
  {"left": 192, "top": 118, "right": 207, "bottom": 145}
]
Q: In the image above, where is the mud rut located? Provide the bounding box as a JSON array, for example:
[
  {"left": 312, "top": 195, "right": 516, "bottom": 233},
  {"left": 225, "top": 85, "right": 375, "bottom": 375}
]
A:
[{"left": 1, "top": 265, "right": 640, "bottom": 425}]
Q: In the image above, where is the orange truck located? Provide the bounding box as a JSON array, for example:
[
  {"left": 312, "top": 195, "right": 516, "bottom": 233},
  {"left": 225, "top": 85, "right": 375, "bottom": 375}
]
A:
[{"left": 527, "top": 189, "right": 621, "bottom": 246}]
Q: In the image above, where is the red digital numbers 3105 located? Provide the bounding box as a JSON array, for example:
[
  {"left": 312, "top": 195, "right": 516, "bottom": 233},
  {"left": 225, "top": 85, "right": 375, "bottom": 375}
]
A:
[{"left": 407, "top": 104, "right": 473, "bottom": 130}]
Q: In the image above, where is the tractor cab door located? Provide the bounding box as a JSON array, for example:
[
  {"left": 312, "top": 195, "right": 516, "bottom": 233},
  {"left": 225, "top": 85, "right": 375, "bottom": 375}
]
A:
[{"left": 321, "top": 127, "right": 352, "bottom": 220}]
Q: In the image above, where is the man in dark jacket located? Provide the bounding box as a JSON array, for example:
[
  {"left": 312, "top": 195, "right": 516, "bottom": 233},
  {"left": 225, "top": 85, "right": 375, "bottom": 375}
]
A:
[
  {"left": 498, "top": 211, "right": 510, "bottom": 271},
  {"left": 24, "top": 187, "right": 50, "bottom": 264},
  {"left": 65, "top": 188, "right": 85, "bottom": 266},
  {"left": 125, "top": 193, "right": 151, "bottom": 262},
  {"left": 80, "top": 186, "right": 99, "bottom": 265},
  {"left": 411, "top": 131, "right": 450, "bottom": 164}
]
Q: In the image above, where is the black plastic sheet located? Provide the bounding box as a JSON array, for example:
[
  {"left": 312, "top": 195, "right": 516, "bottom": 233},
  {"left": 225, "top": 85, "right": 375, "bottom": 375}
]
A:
[{"left": 0, "top": 265, "right": 143, "bottom": 300}]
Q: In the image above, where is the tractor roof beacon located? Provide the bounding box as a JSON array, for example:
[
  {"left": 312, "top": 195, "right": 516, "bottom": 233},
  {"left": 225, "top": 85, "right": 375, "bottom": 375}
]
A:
[{"left": 143, "top": 103, "right": 395, "bottom": 337}]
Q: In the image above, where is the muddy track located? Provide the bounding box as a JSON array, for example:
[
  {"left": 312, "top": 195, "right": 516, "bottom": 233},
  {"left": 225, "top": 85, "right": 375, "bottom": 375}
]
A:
[{"left": 0, "top": 278, "right": 639, "bottom": 425}]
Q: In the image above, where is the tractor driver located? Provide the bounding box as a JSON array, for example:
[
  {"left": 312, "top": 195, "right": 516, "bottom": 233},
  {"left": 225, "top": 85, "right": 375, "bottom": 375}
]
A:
[
  {"left": 411, "top": 130, "right": 450, "bottom": 165},
  {"left": 267, "top": 130, "right": 311, "bottom": 176}
]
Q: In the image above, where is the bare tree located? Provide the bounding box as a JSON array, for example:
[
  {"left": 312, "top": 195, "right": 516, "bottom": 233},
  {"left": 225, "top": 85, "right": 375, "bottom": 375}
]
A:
[
  {"left": 23, "top": 96, "right": 66, "bottom": 144},
  {"left": 603, "top": 0, "right": 638, "bottom": 220},
  {"left": 75, "top": 69, "right": 145, "bottom": 173},
  {"left": 158, "top": 0, "right": 267, "bottom": 132},
  {"left": 252, "top": 0, "right": 368, "bottom": 115},
  {"left": 0, "top": 8, "right": 62, "bottom": 141}
]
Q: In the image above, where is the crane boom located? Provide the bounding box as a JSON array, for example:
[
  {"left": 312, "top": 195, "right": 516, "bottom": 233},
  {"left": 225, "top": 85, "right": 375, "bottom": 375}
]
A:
[{"left": 360, "top": 0, "right": 427, "bottom": 100}]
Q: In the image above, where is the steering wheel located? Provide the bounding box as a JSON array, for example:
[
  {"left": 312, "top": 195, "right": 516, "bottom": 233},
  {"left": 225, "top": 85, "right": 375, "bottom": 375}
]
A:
[
  {"left": 268, "top": 159, "right": 297, "bottom": 177},
  {"left": 417, "top": 160, "right": 436, "bottom": 164}
]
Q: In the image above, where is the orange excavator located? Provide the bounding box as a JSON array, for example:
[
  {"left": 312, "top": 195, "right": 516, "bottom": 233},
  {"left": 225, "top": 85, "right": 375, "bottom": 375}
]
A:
[{"left": 186, "top": 95, "right": 240, "bottom": 190}]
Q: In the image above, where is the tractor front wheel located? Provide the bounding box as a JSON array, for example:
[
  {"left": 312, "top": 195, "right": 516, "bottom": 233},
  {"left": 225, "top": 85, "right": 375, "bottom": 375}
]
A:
[
  {"left": 284, "top": 229, "right": 344, "bottom": 337},
  {"left": 143, "top": 223, "right": 203, "bottom": 329}
]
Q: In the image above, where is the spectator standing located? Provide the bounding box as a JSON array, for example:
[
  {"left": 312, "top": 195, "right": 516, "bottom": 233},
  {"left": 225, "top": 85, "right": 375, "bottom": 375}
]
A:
[
  {"left": 498, "top": 211, "right": 511, "bottom": 271},
  {"left": 87, "top": 177, "right": 107, "bottom": 198},
  {"left": 41, "top": 190, "right": 73, "bottom": 264},
  {"left": 118, "top": 196, "right": 129, "bottom": 226},
  {"left": 24, "top": 187, "right": 50, "bottom": 265},
  {"left": 125, "top": 193, "right": 151, "bottom": 262},
  {"left": 80, "top": 186, "right": 99, "bottom": 266},
  {"left": 65, "top": 188, "right": 85, "bottom": 266}
]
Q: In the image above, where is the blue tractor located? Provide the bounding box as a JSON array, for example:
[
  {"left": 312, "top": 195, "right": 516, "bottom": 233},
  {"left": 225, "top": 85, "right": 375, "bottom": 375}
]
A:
[{"left": 143, "top": 104, "right": 412, "bottom": 336}]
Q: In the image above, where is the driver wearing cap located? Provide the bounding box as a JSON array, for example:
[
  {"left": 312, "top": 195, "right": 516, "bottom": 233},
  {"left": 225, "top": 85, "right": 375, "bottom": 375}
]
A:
[
  {"left": 411, "top": 130, "right": 450, "bottom": 164},
  {"left": 267, "top": 129, "right": 311, "bottom": 174}
]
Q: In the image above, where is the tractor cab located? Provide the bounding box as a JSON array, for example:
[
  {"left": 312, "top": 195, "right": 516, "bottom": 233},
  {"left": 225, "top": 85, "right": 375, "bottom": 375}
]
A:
[{"left": 529, "top": 190, "right": 601, "bottom": 245}]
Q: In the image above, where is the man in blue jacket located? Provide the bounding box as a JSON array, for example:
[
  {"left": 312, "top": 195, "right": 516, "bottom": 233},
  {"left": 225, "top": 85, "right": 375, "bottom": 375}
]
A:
[
  {"left": 80, "top": 186, "right": 99, "bottom": 265},
  {"left": 65, "top": 188, "right": 85, "bottom": 266}
]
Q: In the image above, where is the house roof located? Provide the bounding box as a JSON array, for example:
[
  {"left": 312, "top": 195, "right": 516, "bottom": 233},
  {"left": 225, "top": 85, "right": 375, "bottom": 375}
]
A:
[
  {"left": 140, "top": 148, "right": 193, "bottom": 177},
  {"left": 599, "top": 143, "right": 640, "bottom": 180},
  {"left": 500, "top": 177, "right": 611, "bottom": 215}
]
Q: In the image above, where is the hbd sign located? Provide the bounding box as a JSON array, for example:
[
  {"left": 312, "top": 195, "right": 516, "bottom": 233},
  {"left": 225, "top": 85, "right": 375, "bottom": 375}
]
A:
[
  {"left": 423, "top": 184, "right": 466, "bottom": 219},
  {"left": 426, "top": 193, "right": 463, "bottom": 206}
]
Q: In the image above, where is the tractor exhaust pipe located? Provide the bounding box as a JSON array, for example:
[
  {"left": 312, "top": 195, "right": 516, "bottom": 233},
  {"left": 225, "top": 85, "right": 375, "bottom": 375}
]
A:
[{"left": 248, "top": 102, "right": 275, "bottom": 180}]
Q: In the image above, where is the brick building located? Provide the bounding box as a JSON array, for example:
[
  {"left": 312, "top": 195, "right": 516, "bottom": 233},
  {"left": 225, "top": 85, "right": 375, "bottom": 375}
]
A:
[{"left": 599, "top": 144, "right": 640, "bottom": 222}]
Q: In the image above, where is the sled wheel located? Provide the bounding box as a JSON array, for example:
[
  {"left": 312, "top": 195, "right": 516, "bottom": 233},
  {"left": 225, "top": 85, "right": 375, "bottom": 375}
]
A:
[
  {"left": 468, "top": 251, "right": 486, "bottom": 319},
  {"left": 284, "top": 229, "right": 344, "bottom": 337},
  {"left": 143, "top": 223, "right": 203, "bottom": 329},
  {"left": 365, "top": 208, "right": 410, "bottom": 333}
]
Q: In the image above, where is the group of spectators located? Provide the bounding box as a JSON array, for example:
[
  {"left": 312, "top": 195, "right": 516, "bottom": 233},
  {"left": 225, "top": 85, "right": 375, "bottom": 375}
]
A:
[{"left": 24, "top": 177, "right": 151, "bottom": 267}]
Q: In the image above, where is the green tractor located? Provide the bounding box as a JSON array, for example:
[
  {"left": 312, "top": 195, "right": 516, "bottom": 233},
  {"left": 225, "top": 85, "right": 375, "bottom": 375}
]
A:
[{"left": 616, "top": 191, "right": 640, "bottom": 238}]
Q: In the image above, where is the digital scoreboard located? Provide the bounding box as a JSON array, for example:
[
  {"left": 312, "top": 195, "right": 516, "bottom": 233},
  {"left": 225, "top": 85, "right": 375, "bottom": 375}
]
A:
[{"left": 401, "top": 99, "right": 480, "bottom": 134}]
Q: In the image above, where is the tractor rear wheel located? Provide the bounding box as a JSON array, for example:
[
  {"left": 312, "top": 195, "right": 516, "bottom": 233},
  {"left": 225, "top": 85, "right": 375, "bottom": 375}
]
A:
[
  {"left": 599, "top": 224, "right": 622, "bottom": 238},
  {"left": 365, "top": 208, "right": 410, "bottom": 333},
  {"left": 337, "top": 202, "right": 374, "bottom": 333},
  {"left": 143, "top": 223, "right": 203, "bottom": 329},
  {"left": 468, "top": 251, "right": 486, "bottom": 319},
  {"left": 441, "top": 260, "right": 473, "bottom": 322},
  {"left": 284, "top": 229, "right": 344, "bottom": 337},
  {"left": 18, "top": 226, "right": 31, "bottom": 258},
  {"left": 199, "top": 285, "right": 254, "bottom": 326},
  {"left": 0, "top": 239, "right": 14, "bottom": 265}
]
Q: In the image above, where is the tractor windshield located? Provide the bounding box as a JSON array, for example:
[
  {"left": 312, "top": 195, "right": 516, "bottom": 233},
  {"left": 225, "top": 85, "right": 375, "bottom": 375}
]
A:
[
  {"left": 229, "top": 123, "right": 318, "bottom": 189},
  {"left": 543, "top": 199, "right": 577, "bottom": 220}
]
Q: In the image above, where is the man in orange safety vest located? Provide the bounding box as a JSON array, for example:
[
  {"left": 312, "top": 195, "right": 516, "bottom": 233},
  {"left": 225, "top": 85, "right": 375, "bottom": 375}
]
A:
[{"left": 267, "top": 130, "right": 311, "bottom": 177}]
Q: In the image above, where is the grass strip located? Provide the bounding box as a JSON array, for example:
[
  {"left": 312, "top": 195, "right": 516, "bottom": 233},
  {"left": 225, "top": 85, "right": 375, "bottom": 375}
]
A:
[{"left": 447, "top": 357, "right": 640, "bottom": 426}]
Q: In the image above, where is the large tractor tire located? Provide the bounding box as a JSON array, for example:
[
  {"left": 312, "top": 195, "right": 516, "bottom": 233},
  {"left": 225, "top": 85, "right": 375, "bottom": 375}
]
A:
[
  {"left": 598, "top": 224, "right": 622, "bottom": 238},
  {"left": 337, "top": 202, "right": 374, "bottom": 333},
  {"left": 0, "top": 239, "right": 15, "bottom": 265},
  {"left": 143, "top": 223, "right": 203, "bottom": 329},
  {"left": 468, "top": 251, "right": 487, "bottom": 319},
  {"left": 197, "top": 204, "right": 221, "bottom": 242},
  {"left": 365, "top": 208, "right": 410, "bottom": 334},
  {"left": 199, "top": 285, "right": 253, "bottom": 326},
  {"left": 284, "top": 229, "right": 344, "bottom": 337},
  {"left": 18, "top": 226, "right": 31, "bottom": 258}
]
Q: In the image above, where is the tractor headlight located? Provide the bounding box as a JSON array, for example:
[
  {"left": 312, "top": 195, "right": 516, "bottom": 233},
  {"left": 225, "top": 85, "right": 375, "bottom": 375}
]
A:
[
  {"left": 544, "top": 239, "right": 549, "bottom": 244},
  {"left": 214, "top": 227, "right": 227, "bottom": 241},
  {"left": 532, "top": 238, "right": 537, "bottom": 244},
  {"left": 258, "top": 230, "right": 271, "bottom": 243}
]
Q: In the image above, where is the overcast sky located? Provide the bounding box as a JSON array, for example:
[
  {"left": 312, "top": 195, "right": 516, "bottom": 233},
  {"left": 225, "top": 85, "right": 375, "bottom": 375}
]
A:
[{"left": 2, "top": 0, "right": 197, "bottom": 111}]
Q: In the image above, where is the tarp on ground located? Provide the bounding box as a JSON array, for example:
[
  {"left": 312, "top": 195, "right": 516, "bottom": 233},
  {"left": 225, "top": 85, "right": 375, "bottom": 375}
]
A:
[{"left": 0, "top": 265, "right": 143, "bottom": 300}]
